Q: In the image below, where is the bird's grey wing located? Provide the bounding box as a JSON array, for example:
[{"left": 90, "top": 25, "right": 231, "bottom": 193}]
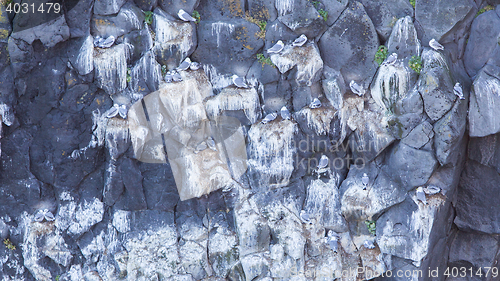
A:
[
  {"left": 45, "top": 211, "right": 55, "bottom": 221},
  {"left": 190, "top": 62, "right": 201, "bottom": 70},
  {"left": 268, "top": 42, "right": 282, "bottom": 53},
  {"left": 417, "top": 191, "right": 427, "bottom": 203},
  {"left": 34, "top": 211, "right": 45, "bottom": 222},
  {"left": 118, "top": 105, "right": 128, "bottom": 119},
  {"left": 106, "top": 106, "right": 119, "bottom": 118},
  {"left": 328, "top": 240, "right": 338, "bottom": 252}
]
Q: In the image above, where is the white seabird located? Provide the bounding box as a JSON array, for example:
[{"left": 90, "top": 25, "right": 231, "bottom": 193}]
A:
[
  {"left": 34, "top": 209, "right": 55, "bottom": 222},
  {"left": 164, "top": 71, "right": 173, "bottom": 83},
  {"left": 453, "top": 82, "right": 465, "bottom": 100},
  {"left": 280, "top": 106, "right": 291, "bottom": 120},
  {"left": 232, "top": 75, "right": 248, "bottom": 88},
  {"left": 206, "top": 137, "right": 217, "bottom": 151},
  {"left": 267, "top": 40, "right": 284, "bottom": 54},
  {"left": 309, "top": 98, "right": 322, "bottom": 109},
  {"left": 44, "top": 211, "right": 55, "bottom": 222},
  {"left": 363, "top": 240, "right": 376, "bottom": 249},
  {"left": 416, "top": 186, "right": 427, "bottom": 205},
  {"left": 349, "top": 80, "right": 365, "bottom": 96},
  {"left": 429, "top": 38, "right": 444, "bottom": 51},
  {"left": 292, "top": 34, "right": 308, "bottom": 47},
  {"left": 178, "top": 9, "right": 196, "bottom": 22},
  {"left": 106, "top": 104, "right": 120, "bottom": 118},
  {"left": 94, "top": 35, "right": 115, "bottom": 48},
  {"left": 361, "top": 173, "right": 369, "bottom": 190},
  {"left": 327, "top": 236, "right": 338, "bottom": 252},
  {"left": 423, "top": 185, "right": 441, "bottom": 195},
  {"left": 177, "top": 57, "right": 192, "bottom": 71},
  {"left": 326, "top": 231, "right": 339, "bottom": 252},
  {"left": 261, "top": 112, "right": 277, "bottom": 124},
  {"left": 382, "top": 53, "right": 397, "bottom": 66},
  {"left": 327, "top": 230, "right": 338, "bottom": 238},
  {"left": 190, "top": 61, "right": 201, "bottom": 70},
  {"left": 118, "top": 104, "right": 128, "bottom": 119},
  {"left": 317, "top": 155, "right": 329, "bottom": 169},
  {"left": 172, "top": 70, "right": 183, "bottom": 82},
  {"left": 299, "top": 210, "right": 312, "bottom": 224},
  {"left": 195, "top": 141, "right": 207, "bottom": 153}
]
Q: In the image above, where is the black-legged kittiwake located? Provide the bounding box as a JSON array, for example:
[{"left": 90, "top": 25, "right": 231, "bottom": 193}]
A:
[
  {"left": 267, "top": 40, "right": 284, "bottom": 54},
  {"left": 261, "top": 112, "right": 277, "bottom": 124},
  {"left": 317, "top": 155, "right": 329, "bottom": 169},
  {"left": 349, "top": 80, "right": 365, "bottom": 96},
  {"left": 416, "top": 186, "right": 427, "bottom": 204},
  {"left": 177, "top": 57, "right": 191, "bottom": 71},
  {"left": 327, "top": 236, "right": 338, "bottom": 252},
  {"left": 292, "top": 34, "right": 308, "bottom": 47},
  {"left": 382, "top": 53, "right": 397, "bottom": 66},
  {"left": 232, "top": 75, "right": 248, "bottom": 88},
  {"left": 299, "top": 210, "right": 312, "bottom": 224},
  {"left": 280, "top": 106, "right": 291, "bottom": 120},
  {"left": 172, "top": 70, "right": 183, "bottom": 82},
  {"left": 429, "top": 38, "right": 444, "bottom": 51},
  {"left": 190, "top": 61, "right": 201, "bottom": 70},
  {"left": 423, "top": 185, "right": 441, "bottom": 195},
  {"left": 453, "top": 82, "right": 465, "bottom": 100},
  {"left": 362, "top": 173, "right": 369, "bottom": 190},
  {"left": 206, "top": 137, "right": 217, "bottom": 151},
  {"left": 363, "top": 239, "right": 375, "bottom": 249},
  {"left": 178, "top": 9, "right": 196, "bottom": 22},
  {"left": 195, "top": 141, "right": 207, "bottom": 153},
  {"left": 326, "top": 230, "right": 339, "bottom": 252},
  {"left": 164, "top": 71, "right": 173, "bottom": 83},
  {"left": 118, "top": 104, "right": 128, "bottom": 119},
  {"left": 106, "top": 104, "right": 120, "bottom": 118},
  {"left": 34, "top": 209, "right": 55, "bottom": 222},
  {"left": 309, "top": 98, "right": 322, "bottom": 109},
  {"left": 94, "top": 35, "right": 115, "bottom": 48}
]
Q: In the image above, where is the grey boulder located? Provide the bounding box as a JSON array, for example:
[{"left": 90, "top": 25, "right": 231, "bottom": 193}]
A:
[
  {"left": 415, "top": 0, "right": 474, "bottom": 44},
  {"left": 464, "top": 10, "right": 500, "bottom": 77},
  {"left": 318, "top": 1, "right": 379, "bottom": 90},
  {"left": 384, "top": 142, "right": 438, "bottom": 190},
  {"left": 468, "top": 65, "right": 500, "bottom": 137},
  {"left": 94, "top": 0, "right": 127, "bottom": 15},
  {"left": 454, "top": 160, "right": 500, "bottom": 234},
  {"left": 359, "top": 0, "right": 414, "bottom": 41},
  {"left": 417, "top": 49, "right": 456, "bottom": 121}
]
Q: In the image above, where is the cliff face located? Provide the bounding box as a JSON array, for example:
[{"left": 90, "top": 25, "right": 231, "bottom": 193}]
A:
[{"left": 0, "top": 0, "right": 499, "bottom": 280}]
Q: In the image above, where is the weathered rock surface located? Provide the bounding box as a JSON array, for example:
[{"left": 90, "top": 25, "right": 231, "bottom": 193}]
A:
[
  {"left": 94, "top": 44, "right": 128, "bottom": 95},
  {"left": 0, "top": 0, "right": 498, "bottom": 280},
  {"left": 386, "top": 16, "right": 421, "bottom": 60},
  {"left": 247, "top": 119, "right": 297, "bottom": 190},
  {"left": 417, "top": 49, "right": 456, "bottom": 121},
  {"left": 464, "top": 10, "right": 500, "bottom": 77},
  {"left": 468, "top": 65, "right": 500, "bottom": 137},
  {"left": 91, "top": 2, "right": 144, "bottom": 38},
  {"left": 467, "top": 132, "right": 500, "bottom": 174},
  {"left": 359, "top": 0, "right": 413, "bottom": 41},
  {"left": 94, "top": 0, "right": 127, "bottom": 15},
  {"left": 153, "top": 8, "right": 197, "bottom": 68},
  {"left": 270, "top": 42, "right": 323, "bottom": 86},
  {"left": 454, "top": 160, "right": 500, "bottom": 234},
  {"left": 11, "top": 14, "right": 70, "bottom": 48},
  {"left": 318, "top": 1, "right": 379, "bottom": 90},
  {"left": 192, "top": 19, "right": 263, "bottom": 77},
  {"left": 277, "top": 0, "right": 327, "bottom": 38},
  {"left": 415, "top": 0, "right": 474, "bottom": 44}
]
